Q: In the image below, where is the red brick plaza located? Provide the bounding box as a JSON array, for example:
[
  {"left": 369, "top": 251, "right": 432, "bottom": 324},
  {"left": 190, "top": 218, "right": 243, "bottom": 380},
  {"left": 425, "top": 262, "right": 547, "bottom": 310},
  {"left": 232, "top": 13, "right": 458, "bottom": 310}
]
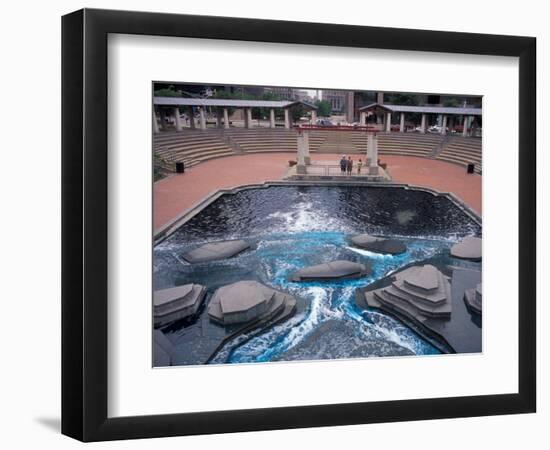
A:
[{"left": 154, "top": 153, "right": 481, "bottom": 231}]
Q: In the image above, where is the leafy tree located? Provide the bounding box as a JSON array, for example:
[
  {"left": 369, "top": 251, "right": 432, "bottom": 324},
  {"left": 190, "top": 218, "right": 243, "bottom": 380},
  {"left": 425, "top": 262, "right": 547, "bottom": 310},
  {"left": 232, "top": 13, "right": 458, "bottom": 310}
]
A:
[
  {"left": 154, "top": 85, "right": 182, "bottom": 97},
  {"left": 385, "top": 93, "right": 420, "bottom": 106},
  {"left": 442, "top": 97, "right": 461, "bottom": 107},
  {"left": 315, "top": 100, "right": 331, "bottom": 117}
]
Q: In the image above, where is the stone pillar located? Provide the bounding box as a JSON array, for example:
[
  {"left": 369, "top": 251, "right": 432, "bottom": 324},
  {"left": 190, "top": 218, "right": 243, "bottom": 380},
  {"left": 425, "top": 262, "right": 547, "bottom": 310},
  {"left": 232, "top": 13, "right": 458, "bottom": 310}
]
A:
[
  {"left": 199, "top": 107, "right": 207, "bottom": 130},
  {"left": 463, "top": 116, "right": 469, "bottom": 137},
  {"left": 223, "top": 108, "right": 229, "bottom": 129},
  {"left": 245, "top": 108, "right": 252, "bottom": 128},
  {"left": 399, "top": 112, "right": 405, "bottom": 132},
  {"left": 311, "top": 110, "right": 317, "bottom": 125},
  {"left": 369, "top": 134, "right": 379, "bottom": 175},
  {"left": 441, "top": 115, "right": 448, "bottom": 135},
  {"left": 174, "top": 108, "right": 183, "bottom": 131},
  {"left": 366, "top": 133, "right": 374, "bottom": 166},
  {"left": 377, "top": 92, "right": 384, "bottom": 104},
  {"left": 303, "top": 132, "right": 310, "bottom": 165},
  {"left": 188, "top": 107, "right": 195, "bottom": 129},
  {"left": 269, "top": 108, "right": 275, "bottom": 128},
  {"left": 296, "top": 133, "right": 307, "bottom": 174},
  {"left": 153, "top": 109, "right": 160, "bottom": 134},
  {"left": 420, "top": 114, "right": 427, "bottom": 134},
  {"left": 346, "top": 91, "right": 355, "bottom": 123},
  {"left": 216, "top": 110, "right": 223, "bottom": 129},
  {"left": 360, "top": 112, "right": 367, "bottom": 126},
  {"left": 284, "top": 108, "right": 290, "bottom": 129},
  {"left": 385, "top": 112, "right": 392, "bottom": 132}
]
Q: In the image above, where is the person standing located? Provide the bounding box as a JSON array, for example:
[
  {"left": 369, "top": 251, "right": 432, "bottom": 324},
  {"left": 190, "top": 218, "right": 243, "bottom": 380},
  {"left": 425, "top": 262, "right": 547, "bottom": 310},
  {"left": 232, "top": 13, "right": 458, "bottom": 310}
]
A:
[
  {"left": 347, "top": 157, "right": 353, "bottom": 175},
  {"left": 340, "top": 155, "right": 347, "bottom": 174},
  {"left": 357, "top": 158, "right": 363, "bottom": 174}
]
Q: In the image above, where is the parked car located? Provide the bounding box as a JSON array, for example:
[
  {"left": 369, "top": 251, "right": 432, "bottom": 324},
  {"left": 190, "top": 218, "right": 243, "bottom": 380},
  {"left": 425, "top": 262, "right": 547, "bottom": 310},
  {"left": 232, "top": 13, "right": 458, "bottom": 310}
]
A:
[{"left": 316, "top": 118, "right": 335, "bottom": 127}]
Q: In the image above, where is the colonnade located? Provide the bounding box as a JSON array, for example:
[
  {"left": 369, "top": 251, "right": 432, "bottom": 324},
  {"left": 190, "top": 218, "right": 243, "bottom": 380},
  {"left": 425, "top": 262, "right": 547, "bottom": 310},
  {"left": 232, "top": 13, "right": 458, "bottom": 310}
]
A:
[
  {"left": 359, "top": 110, "right": 475, "bottom": 136},
  {"left": 153, "top": 105, "right": 317, "bottom": 133}
]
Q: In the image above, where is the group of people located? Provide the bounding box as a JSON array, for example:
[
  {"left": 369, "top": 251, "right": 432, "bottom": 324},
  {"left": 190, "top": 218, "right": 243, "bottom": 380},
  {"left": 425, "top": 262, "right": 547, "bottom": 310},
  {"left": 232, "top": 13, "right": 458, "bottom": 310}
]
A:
[{"left": 339, "top": 155, "right": 363, "bottom": 175}]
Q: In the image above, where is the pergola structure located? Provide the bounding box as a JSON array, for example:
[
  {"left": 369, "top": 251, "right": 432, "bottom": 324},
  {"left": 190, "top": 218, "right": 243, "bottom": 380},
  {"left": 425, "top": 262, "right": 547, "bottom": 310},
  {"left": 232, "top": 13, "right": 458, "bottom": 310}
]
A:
[
  {"left": 153, "top": 97, "right": 318, "bottom": 132},
  {"left": 358, "top": 103, "right": 482, "bottom": 136}
]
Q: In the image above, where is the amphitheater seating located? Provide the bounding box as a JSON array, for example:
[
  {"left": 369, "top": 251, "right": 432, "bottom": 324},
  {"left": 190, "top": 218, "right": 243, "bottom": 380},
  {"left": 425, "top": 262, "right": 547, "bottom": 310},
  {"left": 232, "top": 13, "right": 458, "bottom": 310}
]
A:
[
  {"left": 436, "top": 136, "right": 482, "bottom": 174},
  {"left": 153, "top": 128, "right": 482, "bottom": 175},
  {"left": 154, "top": 130, "right": 236, "bottom": 170}
]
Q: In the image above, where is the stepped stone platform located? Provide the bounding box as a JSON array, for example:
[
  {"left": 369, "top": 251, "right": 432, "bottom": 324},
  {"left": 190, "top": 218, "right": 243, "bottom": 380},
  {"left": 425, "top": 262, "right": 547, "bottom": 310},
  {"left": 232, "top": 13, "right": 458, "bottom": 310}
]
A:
[
  {"left": 356, "top": 263, "right": 482, "bottom": 353},
  {"left": 154, "top": 283, "right": 207, "bottom": 327},
  {"left": 350, "top": 234, "right": 407, "bottom": 255},
  {"left": 164, "top": 281, "right": 299, "bottom": 365},
  {"left": 450, "top": 236, "right": 482, "bottom": 261},
  {"left": 154, "top": 329, "right": 175, "bottom": 366},
  {"left": 291, "top": 260, "right": 369, "bottom": 282},
  {"left": 208, "top": 280, "right": 287, "bottom": 326},
  {"left": 464, "top": 283, "right": 482, "bottom": 315},
  {"left": 182, "top": 239, "right": 250, "bottom": 263}
]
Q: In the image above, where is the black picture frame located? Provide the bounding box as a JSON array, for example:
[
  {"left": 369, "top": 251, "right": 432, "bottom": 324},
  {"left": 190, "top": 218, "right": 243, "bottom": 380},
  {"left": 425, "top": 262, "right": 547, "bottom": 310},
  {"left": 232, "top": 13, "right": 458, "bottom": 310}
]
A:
[{"left": 61, "top": 8, "right": 536, "bottom": 442}]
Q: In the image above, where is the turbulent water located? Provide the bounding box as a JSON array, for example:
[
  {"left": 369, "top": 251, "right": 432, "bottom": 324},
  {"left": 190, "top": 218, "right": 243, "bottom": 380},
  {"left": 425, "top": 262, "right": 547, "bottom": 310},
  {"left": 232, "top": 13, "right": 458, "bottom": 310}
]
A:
[{"left": 153, "top": 186, "right": 481, "bottom": 365}]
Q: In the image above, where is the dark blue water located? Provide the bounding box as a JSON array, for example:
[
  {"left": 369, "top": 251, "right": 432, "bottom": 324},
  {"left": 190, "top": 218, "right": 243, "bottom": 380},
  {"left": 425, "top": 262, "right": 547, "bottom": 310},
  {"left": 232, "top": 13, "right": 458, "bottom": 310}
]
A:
[{"left": 154, "top": 186, "right": 481, "bottom": 364}]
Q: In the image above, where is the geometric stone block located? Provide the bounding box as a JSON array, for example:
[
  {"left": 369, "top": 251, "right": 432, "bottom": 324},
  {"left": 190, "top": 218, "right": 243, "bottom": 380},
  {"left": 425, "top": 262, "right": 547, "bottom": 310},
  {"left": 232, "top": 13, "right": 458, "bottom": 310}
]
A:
[
  {"left": 464, "top": 282, "right": 482, "bottom": 314},
  {"left": 208, "top": 280, "right": 277, "bottom": 326},
  {"left": 450, "top": 236, "right": 482, "bottom": 261},
  {"left": 403, "top": 264, "right": 439, "bottom": 292},
  {"left": 182, "top": 239, "right": 250, "bottom": 263},
  {"left": 153, "top": 329, "right": 174, "bottom": 366},
  {"left": 154, "top": 283, "right": 206, "bottom": 327},
  {"left": 364, "top": 264, "right": 452, "bottom": 320},
  {"left": 290, "top": 260, "right": 369, "bottom": 282},
  {"left": 350, "top": 234, "right": 407, "bottom": 255}
]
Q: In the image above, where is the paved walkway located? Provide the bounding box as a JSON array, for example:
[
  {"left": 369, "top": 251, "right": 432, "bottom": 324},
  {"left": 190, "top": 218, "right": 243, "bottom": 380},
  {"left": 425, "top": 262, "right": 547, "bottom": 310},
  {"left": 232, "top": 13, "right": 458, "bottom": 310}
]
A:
[{"left": 154, "top": 153, "right": 481, "bottom": 230}]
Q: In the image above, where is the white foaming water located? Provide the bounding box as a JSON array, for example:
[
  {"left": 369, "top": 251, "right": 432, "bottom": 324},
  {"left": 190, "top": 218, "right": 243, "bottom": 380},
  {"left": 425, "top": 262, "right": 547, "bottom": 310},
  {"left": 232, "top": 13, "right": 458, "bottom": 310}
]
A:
[
  {"left": 266, "top": 202, "right": 352, "bottom": 234},
  {"left": 344, "top": 246, "right": 396, "bottom": 259}
]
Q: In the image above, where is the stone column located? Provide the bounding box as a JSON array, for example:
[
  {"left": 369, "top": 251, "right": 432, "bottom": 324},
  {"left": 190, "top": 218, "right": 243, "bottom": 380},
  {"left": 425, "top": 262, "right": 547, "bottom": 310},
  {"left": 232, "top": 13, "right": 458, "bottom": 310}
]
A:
[
  {"left": 311, "top": 110, "right": 317, "bottom": 125},
  {"left": 153, "top": 109, "right": 160, "bottom": 134},
  {"left": 462, "top": 116, "right": 469, "bottom": 137},
  {"left": 284, "top": 108, "right": 290, "bottom": 129},
  {"left": 269, "top": 108, "right": 275, "bottom": 128},
  {"left": 399, "top": 112, "right": 405, "bottom": 132},
  {"left": 441, "top": 115, "right": 448, "bottom": 135},
  {"left": 369, "top": 134, "right": 379, "bottom": 175},
  {"left": 303, "top": 132, "right": 310, "bottom": 165},
  {"left": 245, "top": 108, "right": 252, "bottom": 129},
  {"left": 223, "top": 108, "right": 229, "bottom": 129},
  {"left": 296, "top": 133, "right": 307, "bottom": 174},
  {"left": 366, "top": 132, "right": 374, "bottom": 166},
  {"left": 199, "top": 107, "right": 206, "bottom": 130},
  {"left": 174, "top": 108, "right": 183, "bottom": 131},
  {"left": 360, "top": 112, "right": 367, "bottom": 126},
  {"left": 377, "top": 92, "right": 384, "bottom": 104},
  {"left": 216, "top": 110, "right": 223, "bottom": 129},
  {"left": 188, "top": 107, "right": 195, "bottom": 129},
  {"left": 420, "top": 113, "right": 427, "bottom": 134},
  {"left": 385, "top": 112, "right": 392, "bottom": 132}
]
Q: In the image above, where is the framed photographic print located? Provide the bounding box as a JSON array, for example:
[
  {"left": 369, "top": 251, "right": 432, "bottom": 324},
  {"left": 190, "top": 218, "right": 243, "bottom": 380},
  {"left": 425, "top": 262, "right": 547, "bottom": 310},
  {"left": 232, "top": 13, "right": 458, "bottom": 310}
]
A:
[{"left": 61, "top": 8, "right": 536, "bottom": 442}]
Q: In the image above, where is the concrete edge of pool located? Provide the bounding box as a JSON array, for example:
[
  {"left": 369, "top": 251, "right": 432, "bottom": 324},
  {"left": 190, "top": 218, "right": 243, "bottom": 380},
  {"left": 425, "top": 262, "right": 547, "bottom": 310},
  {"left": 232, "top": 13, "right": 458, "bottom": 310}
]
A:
[{"left": 153, "top": 180, "right": 482, "bottom": 245}]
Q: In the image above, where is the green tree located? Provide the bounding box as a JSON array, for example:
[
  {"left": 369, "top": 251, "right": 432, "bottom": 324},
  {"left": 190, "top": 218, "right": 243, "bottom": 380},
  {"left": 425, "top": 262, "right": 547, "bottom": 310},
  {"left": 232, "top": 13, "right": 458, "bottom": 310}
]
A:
[
  {"left": 154, "top": 85, "right": 182, "bottom": 97},
  {"left": 315, "top": 100, "right": 331, "bottom": 117}
]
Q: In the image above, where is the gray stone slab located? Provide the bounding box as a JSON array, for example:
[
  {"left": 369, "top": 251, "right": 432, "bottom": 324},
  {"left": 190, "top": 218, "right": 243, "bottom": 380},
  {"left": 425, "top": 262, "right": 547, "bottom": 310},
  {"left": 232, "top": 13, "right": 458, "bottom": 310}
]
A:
[
  {"left": 464, "top": 282, "right": 482, "bottom": 314},
  {"left": 182, "top": 239, "right": 250, "bottom": 263},
  {"left": 450, "top": 236, "right": 482, "bottom": 261},
  {"left": 350, "top": 234, "right": 407, "bottom": 255},
  {"left": 208, "top": 280, "right": 277, "bottom": 326},
  {"left": 154, "top": 283, "right": 207, "bottom": 327},
  {"left": 291, "top": 260, "right": 369, "bottom": 281},
  {"left": 403, "top": 264, "right": 439, "bottom": 292},
  {"left": 153, "top": 329, "right": 174, "bottom": 366}
]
